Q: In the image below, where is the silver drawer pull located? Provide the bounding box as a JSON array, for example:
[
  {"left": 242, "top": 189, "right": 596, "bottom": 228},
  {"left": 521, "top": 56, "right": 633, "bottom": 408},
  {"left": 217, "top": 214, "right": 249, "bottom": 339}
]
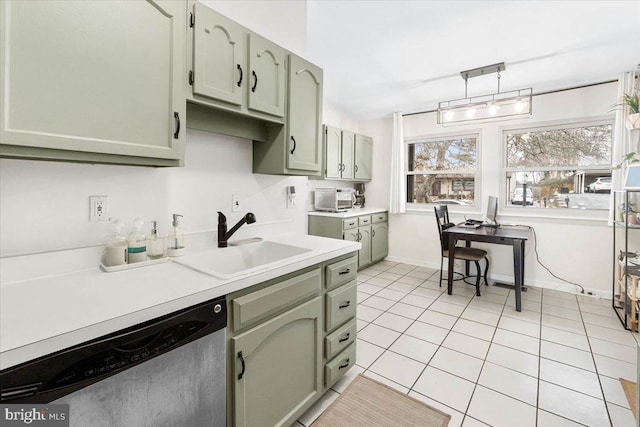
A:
[
  {"left": 338, "top": 333, "right": 350, "bottom": 343},
  {"left": 338, "top": 301, "right": 351, "bottom": 309},
  {"left": 338, "top": 269, "right": 351, "bottom": 275},
  {"left": 338, "top": 359, "right": 350, "bottom": 369}
]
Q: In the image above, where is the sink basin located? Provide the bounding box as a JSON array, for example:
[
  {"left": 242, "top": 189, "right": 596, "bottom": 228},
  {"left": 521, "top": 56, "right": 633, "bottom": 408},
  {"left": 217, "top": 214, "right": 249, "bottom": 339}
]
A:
[{"left": 174, "top": 241, "right": 312, "bottom": 279}]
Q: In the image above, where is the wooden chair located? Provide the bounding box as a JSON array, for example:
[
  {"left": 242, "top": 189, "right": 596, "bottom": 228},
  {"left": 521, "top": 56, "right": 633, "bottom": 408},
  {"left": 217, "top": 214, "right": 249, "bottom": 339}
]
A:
[{"left": 434, "top": 205, "right": 489, "bottom": 296}]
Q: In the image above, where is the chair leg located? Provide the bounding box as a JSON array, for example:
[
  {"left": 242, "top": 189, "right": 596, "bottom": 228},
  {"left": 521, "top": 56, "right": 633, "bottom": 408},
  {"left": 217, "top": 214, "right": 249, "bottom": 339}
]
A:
[
  {"left": 439, "top": 256, "right": 444, "bottom": 288},
  {"left": 474, "top": 260, "right": 481, "bottom": 296},
  {"left": 484, "top": 256, "right": 490, "bottom": 286}
]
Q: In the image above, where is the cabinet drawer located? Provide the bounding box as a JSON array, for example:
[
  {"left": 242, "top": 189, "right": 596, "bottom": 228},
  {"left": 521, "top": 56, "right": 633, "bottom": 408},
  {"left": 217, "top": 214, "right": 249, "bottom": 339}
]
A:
[
  {"left": 358, "top": 215, "right": 371, "bottom": 226},
  {"left": 325, "top": 319, "right": 357, "bottom": 360},
  {"left": 232, "top": 268, "right": 321, "bottom": 331},
  {"left": 325, "top": 256, "right": 358, "bottom": 290},
  {"left": 342, "top": 218, "right": 358, "bottom": 230},
  {"left": 325, "top": 281, "right": 357, "bottom": 331},
  {"left": 325, "top": 343, "right": 356, "bottom": 387},
  {"left": 371, "top": 212, "right": 388, "bottom": 223}
]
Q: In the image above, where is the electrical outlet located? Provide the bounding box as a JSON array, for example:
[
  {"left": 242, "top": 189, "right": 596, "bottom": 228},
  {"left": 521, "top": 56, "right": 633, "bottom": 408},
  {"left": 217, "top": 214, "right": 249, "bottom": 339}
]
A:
[
  {"left": 232, "top": 194, "right": 240, "bottom": 213},
  {"left": 89, "top": 196, "right": 109, "bottom": 222}
]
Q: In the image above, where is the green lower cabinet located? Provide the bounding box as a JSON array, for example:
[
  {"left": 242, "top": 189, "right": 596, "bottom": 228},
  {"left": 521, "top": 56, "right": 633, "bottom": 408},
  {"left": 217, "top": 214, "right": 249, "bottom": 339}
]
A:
[
  {"left": 325, "top": 343, "right": 356, "bottom": 387},
  {"left": 232, "top": 296, "right": 322, "bottom": 427},
  {"left": 371, "top": 222, "right": 389, "bottom": 263},
  {"left": 308, "top": 212, "right": 388, "bottom": 270}
]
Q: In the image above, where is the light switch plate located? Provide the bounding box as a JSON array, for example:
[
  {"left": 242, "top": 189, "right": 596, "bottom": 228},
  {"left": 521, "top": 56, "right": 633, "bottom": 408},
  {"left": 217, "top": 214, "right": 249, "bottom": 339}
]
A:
[{"left": 232, "top": 194, "right": 240, "bottom": 213}]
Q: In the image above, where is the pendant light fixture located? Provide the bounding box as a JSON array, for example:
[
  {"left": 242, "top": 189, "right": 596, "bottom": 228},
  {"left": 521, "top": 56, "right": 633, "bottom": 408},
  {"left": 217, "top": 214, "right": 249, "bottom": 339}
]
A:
[{"left": 437, "top": 62, "right": 532, "bottom": 125}]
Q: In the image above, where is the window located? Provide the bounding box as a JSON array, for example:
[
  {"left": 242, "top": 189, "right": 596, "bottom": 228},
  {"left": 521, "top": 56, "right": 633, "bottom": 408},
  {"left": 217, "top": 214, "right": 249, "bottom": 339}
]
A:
[
  {"left": 406, "top": 133, "right": 478, "bottom": 206},
  {"left": 504, "top": 120, "right": 613, "bottom": 210}
]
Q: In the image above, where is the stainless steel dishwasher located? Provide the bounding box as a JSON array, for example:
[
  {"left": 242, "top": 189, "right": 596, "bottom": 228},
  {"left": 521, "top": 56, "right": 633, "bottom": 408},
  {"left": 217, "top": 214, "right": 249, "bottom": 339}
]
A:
[{"left": 0, "top": 296, "right": 227, "bottom": 427}]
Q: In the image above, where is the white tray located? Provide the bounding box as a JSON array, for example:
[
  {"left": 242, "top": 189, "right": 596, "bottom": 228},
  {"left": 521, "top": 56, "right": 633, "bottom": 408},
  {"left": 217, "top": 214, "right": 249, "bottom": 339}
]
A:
[{"left": 101, "top": 257, "right": 168, "bottom": 272}]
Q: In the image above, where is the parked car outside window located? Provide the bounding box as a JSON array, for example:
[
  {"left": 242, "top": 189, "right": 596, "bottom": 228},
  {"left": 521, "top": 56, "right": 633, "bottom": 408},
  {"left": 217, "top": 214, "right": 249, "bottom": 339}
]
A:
[
  {"left": 587, "top": 177, "right": 612, "bottom": 193},
  {"left": 511, "top": 188, "right": 534, "bottom": 205}
]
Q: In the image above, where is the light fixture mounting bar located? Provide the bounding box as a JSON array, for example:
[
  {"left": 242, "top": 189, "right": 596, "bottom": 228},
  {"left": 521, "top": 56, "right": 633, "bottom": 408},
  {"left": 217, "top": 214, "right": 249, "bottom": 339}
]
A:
[{"left": 460, "top": 62, "right": 506, "bottom": 80}]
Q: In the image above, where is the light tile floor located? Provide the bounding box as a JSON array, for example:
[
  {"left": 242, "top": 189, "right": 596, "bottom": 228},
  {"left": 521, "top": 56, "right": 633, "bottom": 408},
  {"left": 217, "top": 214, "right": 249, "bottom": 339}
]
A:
[{"left": 296, "top": 260, "right": 639, "bottom": 427}]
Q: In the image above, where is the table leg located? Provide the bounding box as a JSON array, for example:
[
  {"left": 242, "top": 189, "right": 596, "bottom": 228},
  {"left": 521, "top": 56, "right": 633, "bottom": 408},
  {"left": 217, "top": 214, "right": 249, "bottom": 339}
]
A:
[
  {"left": 465, "top": 240, "right": 471, "bottom": 276},
  {"left": 513, "top": 240, "right": 523, "bottom": 312},
  {"left": 447, "top": 234, "right": 455, "bottom": 295}
]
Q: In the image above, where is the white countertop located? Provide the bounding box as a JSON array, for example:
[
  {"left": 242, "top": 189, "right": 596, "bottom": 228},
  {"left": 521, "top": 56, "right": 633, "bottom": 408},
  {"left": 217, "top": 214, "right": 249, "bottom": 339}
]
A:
[
  {"left": 307, "top": 207, "right": 387, "bottom": 218},
  {"left": 0, "top": 233, "right": 359, "bottom": 370}
]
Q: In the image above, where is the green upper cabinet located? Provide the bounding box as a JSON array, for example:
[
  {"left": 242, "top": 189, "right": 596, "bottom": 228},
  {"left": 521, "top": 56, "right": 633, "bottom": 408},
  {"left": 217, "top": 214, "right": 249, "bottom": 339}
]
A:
[
  {"left": 286, "top": 54, "right": 323, "bottom": 172},
  {"left": 323, "top": 126, "right": 355, "bottom": 180},
  {"left": 248, "top": 33, "right": 286, "bottom": 117},
  {"left": 0, "top": 0, "right": 186, "bottom": 166},
  {"left": 354, "top": 134, "right": 373, "bottom": 181},
  {"left": 253, "top": 53, "right": 323, "bottom": 176},
  {"left": 192, "top": 2, "right": 244, "bottom": 107},
  {"left": 324, "top": 126, "right": 342, "bottom": 179},
  {"left": 321, "top": 127, "right": 373, "bottom": 182},
  {"left": 189, "top": 2, "right": 285, "bottom": 123}
]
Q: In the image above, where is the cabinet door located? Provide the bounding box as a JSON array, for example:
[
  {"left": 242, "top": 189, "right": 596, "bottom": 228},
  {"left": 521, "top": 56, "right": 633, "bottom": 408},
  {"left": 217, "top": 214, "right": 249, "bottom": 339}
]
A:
[
  {"left": 324, "top": 125, "right": 342, "bottom": 179},
  {"left": 341, "top": 131, "right": 356, "bottom": 180},
  {"left": 0, "top": 0, "right": 185, "bottom": 162},
  {"left": 343, "top": 229, "right": 359, "bottom": 243},
  {"left": 358, "top": 226, "right": 372, "bottom": 268},
  {"left": 232, "top": 297, "right": 322, "bottom": 427},
  {"left": 371, "top": 223, "right": 389, "bottom": 263},
  {"left": 248, "top": 33, "right": 285, "bottom": 117},
  {"left": 193, "top": 3, "right": 244, "bottom": 106},
  {"left": 286, "top": 55, "right": 323, "bottom": 172},
  {"left": 355, "top": 134, "right": 373, "bottom": 181}
]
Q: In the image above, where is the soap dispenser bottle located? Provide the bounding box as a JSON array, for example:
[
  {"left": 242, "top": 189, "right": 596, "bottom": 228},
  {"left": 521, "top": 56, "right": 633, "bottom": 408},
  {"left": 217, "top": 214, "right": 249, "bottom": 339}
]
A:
[
  {"left": 147, "top": 221, "right": 165, "bottom": 259},
  {"left": 127, "top": 218, "right": 147, "bottom": 263},
  {"left": 167, "top": 214, "right": 185, "bottom": 257},
  {"left": 104, "top": 219, "right": 127, "bottom": 266}
]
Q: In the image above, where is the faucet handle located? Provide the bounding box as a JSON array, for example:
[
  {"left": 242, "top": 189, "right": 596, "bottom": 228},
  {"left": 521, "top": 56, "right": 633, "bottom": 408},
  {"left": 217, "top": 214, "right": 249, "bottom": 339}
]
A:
[{"left": 217, "top": 211, "right": 227, "bottom": 225}]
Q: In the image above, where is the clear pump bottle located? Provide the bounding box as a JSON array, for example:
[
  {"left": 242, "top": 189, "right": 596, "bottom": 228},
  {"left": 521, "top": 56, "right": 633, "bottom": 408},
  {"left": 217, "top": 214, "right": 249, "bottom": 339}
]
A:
[
  {"left": 167, "top": 214, "right": 185, "bottom": 257},
  {"left": 127, "top": 218, "right": 147, "bottom": 263},
  {"left": 147, "top": 221, "right": 165, "bottom": 259},
  {"left": 104, "top": 219, "right": 127, "bottom": 266}
]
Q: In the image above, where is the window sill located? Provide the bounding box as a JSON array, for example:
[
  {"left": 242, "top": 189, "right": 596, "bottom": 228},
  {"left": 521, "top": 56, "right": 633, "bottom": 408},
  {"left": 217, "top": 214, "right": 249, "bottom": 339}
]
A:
[{"left": 405, "top": 204, "right": 610, "bottom": 224}]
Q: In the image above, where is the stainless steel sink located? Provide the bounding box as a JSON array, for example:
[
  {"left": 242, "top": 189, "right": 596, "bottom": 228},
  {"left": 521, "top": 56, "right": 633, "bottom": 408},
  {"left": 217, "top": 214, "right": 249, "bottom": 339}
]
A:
[{"left": 173, "top": 240, "right": 311, "bottom": 279}]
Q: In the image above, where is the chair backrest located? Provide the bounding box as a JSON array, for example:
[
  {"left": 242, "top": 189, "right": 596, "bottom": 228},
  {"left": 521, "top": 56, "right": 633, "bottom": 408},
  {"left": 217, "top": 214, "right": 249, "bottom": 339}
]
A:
[{"left": 434, "top": 205, "right": 454, "bottom": 251}]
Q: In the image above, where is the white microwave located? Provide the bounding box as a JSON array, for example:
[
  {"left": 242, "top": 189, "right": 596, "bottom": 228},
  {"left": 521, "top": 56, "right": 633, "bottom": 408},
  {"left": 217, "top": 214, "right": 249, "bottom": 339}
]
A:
[{"left": 314, "top": 188, "right": 355, "bottom": 212}]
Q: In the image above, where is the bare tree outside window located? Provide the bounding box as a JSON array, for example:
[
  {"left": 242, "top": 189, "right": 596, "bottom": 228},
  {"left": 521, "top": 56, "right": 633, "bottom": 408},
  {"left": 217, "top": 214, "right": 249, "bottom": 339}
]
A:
[
  {"left": 407, "top": 135, "right": 478, "bottom": 204},
  {"left": 505, "top": 122, "right": 613, "bottom": 210}
]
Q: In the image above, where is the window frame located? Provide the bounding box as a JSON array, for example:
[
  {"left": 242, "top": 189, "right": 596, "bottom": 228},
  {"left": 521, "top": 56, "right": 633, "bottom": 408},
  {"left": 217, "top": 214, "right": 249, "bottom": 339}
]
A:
[
  {"left": 405, "top": 130, "right": 482, "bottom": 213},
  {"left": 500, "top": 116, "right": 615, "bottom": 219}
]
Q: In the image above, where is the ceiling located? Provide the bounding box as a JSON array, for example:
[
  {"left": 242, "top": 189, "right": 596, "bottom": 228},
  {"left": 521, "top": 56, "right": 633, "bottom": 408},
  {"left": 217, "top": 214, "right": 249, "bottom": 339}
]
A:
[{"left": 305, "top": 1, "right": 640, "bottom": 120}]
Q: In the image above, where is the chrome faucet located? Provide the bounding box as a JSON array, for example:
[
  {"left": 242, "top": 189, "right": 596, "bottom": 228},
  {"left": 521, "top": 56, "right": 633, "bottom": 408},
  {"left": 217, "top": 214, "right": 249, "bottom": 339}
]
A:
[{"left": 217, "top": 212, "right": 256, "bottom": 247}]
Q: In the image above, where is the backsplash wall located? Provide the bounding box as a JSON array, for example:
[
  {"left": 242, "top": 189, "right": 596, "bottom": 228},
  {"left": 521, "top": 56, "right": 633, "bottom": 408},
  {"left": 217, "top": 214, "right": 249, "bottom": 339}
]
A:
[{"left": 0, "top": 129, "right": 308, "bottom": 257}]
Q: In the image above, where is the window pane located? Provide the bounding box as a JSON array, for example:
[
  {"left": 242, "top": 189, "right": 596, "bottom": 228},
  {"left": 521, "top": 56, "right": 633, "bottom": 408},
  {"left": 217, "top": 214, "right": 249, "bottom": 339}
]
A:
[
  {"left": 505, "top": 170, "right": 611, "bottom": 210},
  {"left": 408, "top": 137, "right": 476, "bottom": 171},
  {"left": 407, "top": 174, "right": 475, "bottom": 205},
  {"left": 506, "top": 124, "right": 612, "bottom": 168}
]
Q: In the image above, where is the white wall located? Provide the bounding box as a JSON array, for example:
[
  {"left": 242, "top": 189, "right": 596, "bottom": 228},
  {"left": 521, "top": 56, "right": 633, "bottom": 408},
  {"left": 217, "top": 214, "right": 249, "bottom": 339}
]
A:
[
  {"left": 360, "top": 82, "right": 619, "bottom": 296},
  {"left": 0, "top": 130, "right": 307, "bottom": 256}
]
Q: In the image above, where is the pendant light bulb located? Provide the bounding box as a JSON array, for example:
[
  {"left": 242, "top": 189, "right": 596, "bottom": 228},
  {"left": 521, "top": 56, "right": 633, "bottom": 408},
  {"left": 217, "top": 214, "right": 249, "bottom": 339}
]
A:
[
  {"left": 444, "top": 110, "right": 454, "bottom": 121},
  {"left": 515, "top": 98, "right": 525, "bottom": 113},
  {"left": 466, "top": 106, "right": 476, "bottom": 119},
  {"left": 488, "top": 102, "right": 499, "bottom": 116}
]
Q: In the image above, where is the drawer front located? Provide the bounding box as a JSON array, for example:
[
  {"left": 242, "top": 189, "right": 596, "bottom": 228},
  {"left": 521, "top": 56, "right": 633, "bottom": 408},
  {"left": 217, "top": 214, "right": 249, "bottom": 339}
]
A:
[
  {"left": 325, "top": 281, "right": 357, "bottom": 331},
  {"left": 358, "top": 215, "right": 371, "bottom": 226},
  {"left": 325, "top": 343, "right": 356, "bottom": 387},
  {"left": 325, "top": 318, "right": 357, "bottom": 360},
  {"left": 342, "top": 218, "right": 358, "bottom": 230},
  {"left": 325, "top": 255, "right": 358, "bottom": 290},
  {"left": 371, "top": 212, "right": 388, "bottom": 224},
  {"left": 232, "top": 268, "right": 321, "bottom": 331}
]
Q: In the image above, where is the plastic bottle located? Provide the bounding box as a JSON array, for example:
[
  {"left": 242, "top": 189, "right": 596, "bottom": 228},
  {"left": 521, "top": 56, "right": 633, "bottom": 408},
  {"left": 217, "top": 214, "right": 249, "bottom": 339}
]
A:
[
  {"left": 104, "top": 219, "right": 127, "bottom": 266},
  {"left": 147, "top": 221, "right": 165, "bottom": 259},
  {"left": 167, "top": 214, "right": 185, "bottom": 257},
  {"left": 127, "top": 218, "right": 147, "bottom": 263}
]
